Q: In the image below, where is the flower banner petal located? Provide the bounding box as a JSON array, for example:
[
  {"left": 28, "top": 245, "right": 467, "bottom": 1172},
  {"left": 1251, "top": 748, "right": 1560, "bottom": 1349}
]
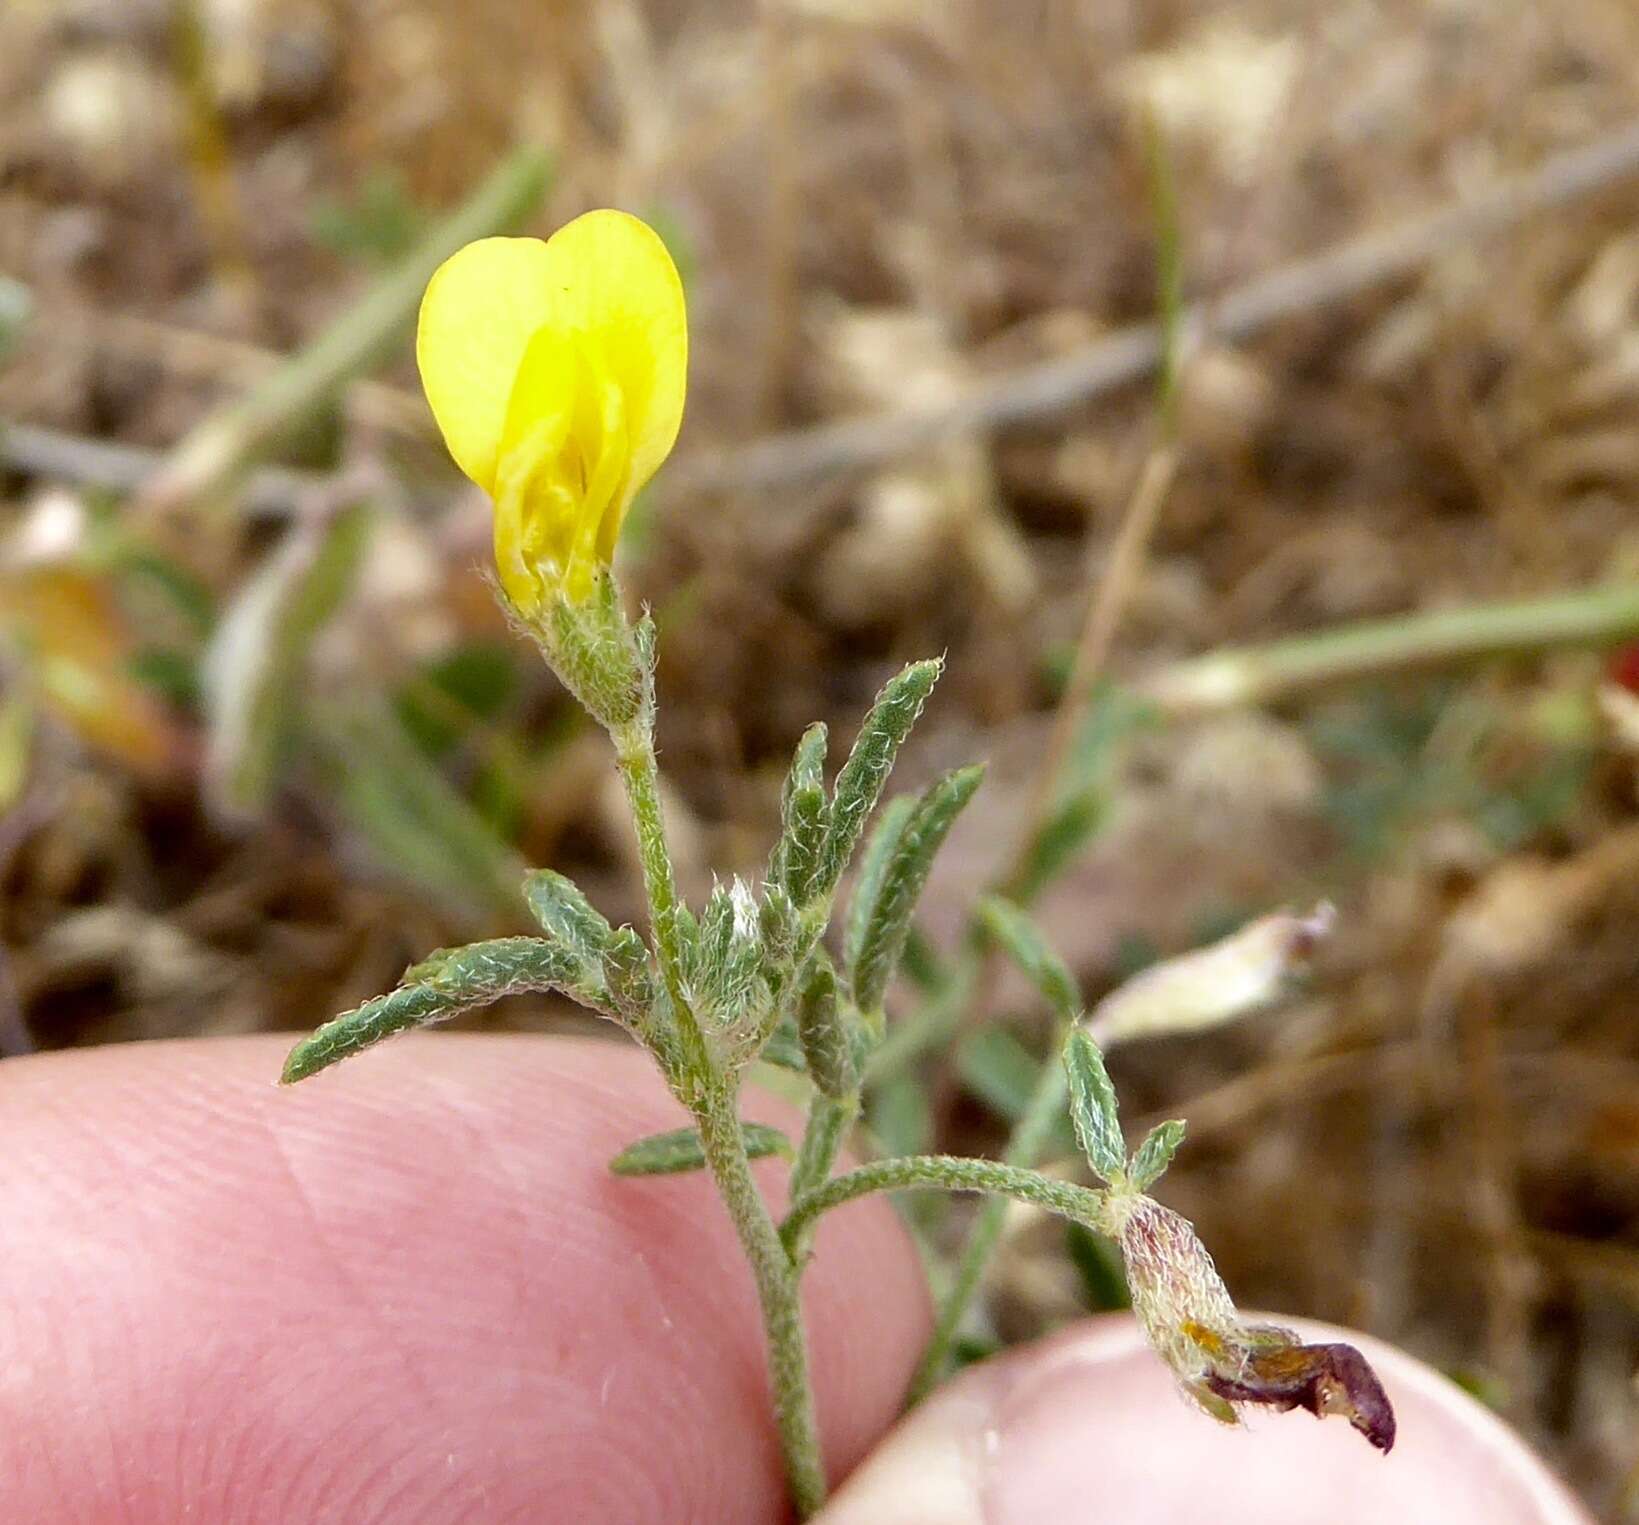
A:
[
  {"left": 417, "top": 236, "right": 560, "bottom": 493},
  {"left": 539, "top": 209, "right": 687, "bottom": 517}
]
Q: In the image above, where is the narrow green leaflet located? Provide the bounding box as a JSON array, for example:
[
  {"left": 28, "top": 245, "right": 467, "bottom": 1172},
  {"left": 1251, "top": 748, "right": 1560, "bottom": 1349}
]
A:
[
  {"left": 520, "top": 869, "right": 654, "bottom": 1017},
  {"left": 785, "top": 720, "right": 829, "bottom": 796},
  {"left": 602, "top": 925, "right": 657, "bottom": 1021},
  {"left": 772, "top": 722, "right": 829, "bottom": 900},
  {"left": 976, "top": 896, "right": 1080, "bottom": 1020},
  {"left": 282, "top": 936, "right": 576, "bottom": 1083},
  {"left": 759, "top": 884, "right": 797, "bottom": 973},
  {"left": 796, "top": 955, "right": 856, "bottom": 1100},
  {"left": 1128, "top": 1118, "right": 1187, "bottom": 1191},
  {"left": 957, "top": 1025, "right": 1051, "bottom": 1123},
  {"left": 609, "top": 1121, "right": 792, "bottom": 1176},
  {"left": 780, "top": 784, "right": 828, "bottom": 905},
  {"left": 849, "top": 765, "right": 984, "bottom": 1018},
  {"left": 842, "top": 795, "right": 915, "bottom": 974},
  {"left": 816, "top": 659, "right": 942, "bottom": 898},
  {"left": 1064, "top": 1028, "right": 1125, "bottom": 1183},
  {"left": 523, "top": 869, "right": 616, "bottom": 963},
  {"left": 1009, "top": 788, "right": 1104, "bottom": 905}
]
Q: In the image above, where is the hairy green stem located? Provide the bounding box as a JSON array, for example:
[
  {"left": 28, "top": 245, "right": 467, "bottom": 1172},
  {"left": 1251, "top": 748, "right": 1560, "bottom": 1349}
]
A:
[
  {"left": 698, "top": 1083, "right": 828, "bottom": 1516},
  {"left": 612, "top": 720, "right": 712, "bottom": 1089},
  {"left": 781, "top": 1153, "right": 1109, "bottom": 1257},
  {"left": 788, "top": 1093, "right": 858, "bottom": 1221},
  {"left": 905, "top": 1025, "right": 1072, "bottom": 1404},
  {"left": 612, "top": 708, "right": 827, "bottom": 1513}
]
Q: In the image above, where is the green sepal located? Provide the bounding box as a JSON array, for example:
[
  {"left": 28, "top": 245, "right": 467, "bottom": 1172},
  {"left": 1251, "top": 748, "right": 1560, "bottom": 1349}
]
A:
[
  {"left": 697, "top": 879, "right": 737, "bottom": 978},
  {"left": 283, "top": 936, "right": 577, "bottom": 1083},
  {"left": 848, "top": 765, "right": 984, "bottom": 1020},
  {"left": 1128, "top": 1118, "right": 1187, "bottom": 1191},
  {"left": 796, "top": 954, "right": 857, "bottom": 1100},
  {"left": 976, "top": 895, "right": 1080, "bottom": 1021},
  {"left": 816, "top": 659, "right": 942, "bottom": 899},
  {"left": 691, "top": 881, "right": 764, "bottom": 1034},
  {"left": 540, "top": 576, "right": 644, "bottom": 731},
  {"left": 608, "top": 1121, "right": 792, "bottom": 1176},
  {"left": 1064, "top": 1027, "right": 1125, "bottom": 1184}
]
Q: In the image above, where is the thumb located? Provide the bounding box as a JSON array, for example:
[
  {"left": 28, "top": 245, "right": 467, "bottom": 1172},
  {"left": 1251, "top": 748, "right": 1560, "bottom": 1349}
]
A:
[{"left": 817, "top": 1315, "right": 1592, "bottom": 1525}]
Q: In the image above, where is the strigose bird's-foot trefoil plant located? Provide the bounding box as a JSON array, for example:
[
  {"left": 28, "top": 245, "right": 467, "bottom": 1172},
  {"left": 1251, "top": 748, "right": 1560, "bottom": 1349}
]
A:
[{"left": 279, "top": 208, "right": 1395, "bottom": 1516}]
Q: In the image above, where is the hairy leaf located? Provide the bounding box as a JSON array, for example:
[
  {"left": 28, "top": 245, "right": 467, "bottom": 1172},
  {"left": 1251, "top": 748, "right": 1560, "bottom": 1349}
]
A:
[
  {"left": 977, "top": 896, "right": 1081, "bottom": 1020},
  {"left": 523, "top": 868, "right": 616, "bottom": 960},
  {"left": 1129, "top": 1118, "right": 1187, "bottom": 1191},
  {"left": 1064, "top": 1028, "right": 1125, "bottom": 1183},
  {"left": 842, "top": 794, "right": 915, "bottom": 974},
  {"left": 780, "top": 783, "right": 828, "bottom": 905},
  {"left": 608, "top": 1121, "right": 791, "bottom": 1176},
  {"left": 796, "top": 955, "right": 856, "bottom": 1100},
  {"left": 817, "top": 659, "right": 942, "bottom": 897},
  {"left": 770, "top": 722, "right": 828, "bottom": 896},
  {"left": 282, "top": 937, "right": 576, "bottom": 1083},
  {"left": 849, "top": 765, "right": 984, "bottom": 1018}
]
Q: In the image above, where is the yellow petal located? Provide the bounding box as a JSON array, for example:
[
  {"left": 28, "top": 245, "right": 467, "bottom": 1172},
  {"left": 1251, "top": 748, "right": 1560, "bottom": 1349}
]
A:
[
  {"left": 490, "top": 325, "right": 577, "bottom": 610},
  {"left": 415, "top": 210, "right": 686, "bottom": 597},
  {"left": 537, "top": 209, "right": 687, "bottom": 520},
  {"left": 416, "top": 236, "right": 559, "bottom": 494},
  {"left": 492, "top": 329, "right": 630, "bottom": 607}
]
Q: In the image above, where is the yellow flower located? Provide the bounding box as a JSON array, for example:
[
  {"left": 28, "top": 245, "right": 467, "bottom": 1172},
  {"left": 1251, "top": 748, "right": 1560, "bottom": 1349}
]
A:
[{"left": 416, "top": 210, "right": 687, "bottom": 610}]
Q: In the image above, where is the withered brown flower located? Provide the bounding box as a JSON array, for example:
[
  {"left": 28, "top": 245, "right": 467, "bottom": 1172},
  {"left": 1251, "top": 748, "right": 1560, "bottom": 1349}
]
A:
[{"left": 1115, "top": 1195, "right": 1397, "bottom": 1452}]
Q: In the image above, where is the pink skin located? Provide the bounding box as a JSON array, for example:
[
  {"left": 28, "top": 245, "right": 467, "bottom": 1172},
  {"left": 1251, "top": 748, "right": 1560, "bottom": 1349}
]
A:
[{"left": 0, "top": 1037, "right": 1592, "bottom": 1524}]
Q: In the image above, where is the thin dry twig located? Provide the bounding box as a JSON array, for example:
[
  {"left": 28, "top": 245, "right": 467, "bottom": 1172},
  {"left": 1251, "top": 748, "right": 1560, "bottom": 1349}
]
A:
[
  {"left": 1008, "top": 442, "right": 1180, "bottom": 883},
  {"left": 668, "top": 118, "right": 1639, "bottom": 497},
  {"left": 1, "top": 421, "right": 323, "bottom": 515}
]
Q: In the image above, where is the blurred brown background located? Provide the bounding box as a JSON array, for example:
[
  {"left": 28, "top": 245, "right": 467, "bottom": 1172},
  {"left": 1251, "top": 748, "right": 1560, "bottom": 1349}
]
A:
[{"left": 3, "top": 1, "right": 1639, "bottom": 1514}]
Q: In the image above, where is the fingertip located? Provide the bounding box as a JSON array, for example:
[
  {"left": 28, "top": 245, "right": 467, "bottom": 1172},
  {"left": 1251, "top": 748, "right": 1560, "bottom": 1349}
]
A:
[
  {"left": 0, "top": 1035, "right": 928, "bottom": 1523},
  {"left": 818, "top": 1317, "right": 1593, "bottom": 1525}
]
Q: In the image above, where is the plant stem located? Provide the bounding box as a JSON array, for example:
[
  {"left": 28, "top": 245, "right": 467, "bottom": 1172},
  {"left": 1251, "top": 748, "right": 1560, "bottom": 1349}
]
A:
[
  {"left": 1006, "top": 444, "right": 1178, "bottom": 896},
  {"left": 613, "top": 719, "right": 712, "bottom": 1088},
  {"left": 788, "top": 1093, "right": 858, "bottom": 1225},
  {"left": 782, "top": 1153, "right": 1109, "bottom": 1257},
  {"left": 697, "top": 1082, "right": 828, "bottom": 1517},
  {"left": 904, "top": 1022, "right": 1072, "bottom": 1404}
]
